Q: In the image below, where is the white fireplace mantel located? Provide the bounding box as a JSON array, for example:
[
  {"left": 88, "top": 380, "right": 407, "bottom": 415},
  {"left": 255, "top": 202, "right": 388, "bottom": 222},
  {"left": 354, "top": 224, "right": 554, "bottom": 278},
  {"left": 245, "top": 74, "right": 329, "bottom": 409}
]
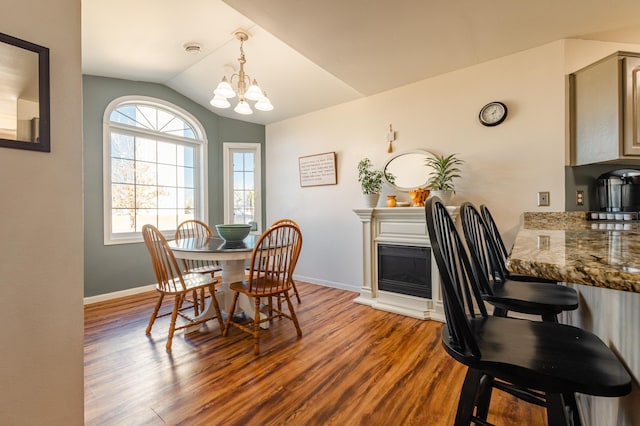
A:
[{"left": 353, "top": 206, "right": 458, "bottom": 322}]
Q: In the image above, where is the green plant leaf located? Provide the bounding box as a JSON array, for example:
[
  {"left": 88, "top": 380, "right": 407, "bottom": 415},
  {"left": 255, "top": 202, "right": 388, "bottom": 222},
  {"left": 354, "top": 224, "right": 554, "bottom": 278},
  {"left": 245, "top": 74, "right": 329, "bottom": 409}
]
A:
[
  {"left": 424, "top": 153, "right": 464, "bottom": 192},
  {"left": 357, "top": 158, "right": 387, "bottom": 194}
]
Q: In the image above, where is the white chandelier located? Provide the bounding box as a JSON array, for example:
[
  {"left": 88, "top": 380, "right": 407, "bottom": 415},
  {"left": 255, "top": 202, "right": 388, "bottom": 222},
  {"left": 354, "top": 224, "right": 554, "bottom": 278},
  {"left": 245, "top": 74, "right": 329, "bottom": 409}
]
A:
[{"left": 210, "top": 30, "right": 273, "bottom": 115}]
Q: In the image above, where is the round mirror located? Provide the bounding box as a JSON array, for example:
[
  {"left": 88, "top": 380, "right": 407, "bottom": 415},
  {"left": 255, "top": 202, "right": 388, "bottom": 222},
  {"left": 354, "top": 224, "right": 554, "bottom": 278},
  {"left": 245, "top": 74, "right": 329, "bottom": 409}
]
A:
[{"left": 384, "top": 150, "right": 434, "bottom": 191}]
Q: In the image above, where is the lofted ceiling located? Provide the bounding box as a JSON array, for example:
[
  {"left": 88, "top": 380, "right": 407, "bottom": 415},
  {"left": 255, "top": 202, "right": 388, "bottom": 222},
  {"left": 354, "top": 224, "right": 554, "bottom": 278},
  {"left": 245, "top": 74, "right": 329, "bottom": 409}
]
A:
[{"left": 82, "top": 0, "right": 640, "bottom": 125}]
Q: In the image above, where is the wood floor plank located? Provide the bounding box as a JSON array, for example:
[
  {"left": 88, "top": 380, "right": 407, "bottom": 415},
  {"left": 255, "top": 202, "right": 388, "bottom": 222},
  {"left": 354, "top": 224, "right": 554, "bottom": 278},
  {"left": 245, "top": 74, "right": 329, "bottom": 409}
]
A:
[{"left": 84, "top": 282, "right": 546, "bottom": 425}]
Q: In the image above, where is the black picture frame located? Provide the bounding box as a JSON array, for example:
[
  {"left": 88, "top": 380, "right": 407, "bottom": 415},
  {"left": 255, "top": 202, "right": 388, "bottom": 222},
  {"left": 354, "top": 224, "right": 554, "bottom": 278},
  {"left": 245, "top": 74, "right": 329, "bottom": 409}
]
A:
[{"left": 0, "top": 32, "right": 50, "bottom": 152}]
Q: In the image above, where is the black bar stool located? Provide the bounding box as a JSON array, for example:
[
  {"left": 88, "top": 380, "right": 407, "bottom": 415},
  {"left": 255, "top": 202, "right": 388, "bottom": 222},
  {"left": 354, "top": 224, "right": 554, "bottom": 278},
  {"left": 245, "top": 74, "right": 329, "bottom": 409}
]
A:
[
  {"left": 460, "top": 202, "right": 578, "bottom": 322},
  {"left": 480, "top": 204, "right": 557, "bottom": 283},
  {"left": 426, "top": 197, "right": 631, "bottom": 426}
]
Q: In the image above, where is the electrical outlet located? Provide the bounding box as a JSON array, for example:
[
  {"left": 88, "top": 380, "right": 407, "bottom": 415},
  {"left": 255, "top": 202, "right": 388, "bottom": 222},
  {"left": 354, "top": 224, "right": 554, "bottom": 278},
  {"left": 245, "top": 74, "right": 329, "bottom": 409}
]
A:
[
  {"left": 537, "top": 191, "right": 550, "bottom": 206},
  {"left": 576, "top": 190, "right": 584, "bottom": 206}
]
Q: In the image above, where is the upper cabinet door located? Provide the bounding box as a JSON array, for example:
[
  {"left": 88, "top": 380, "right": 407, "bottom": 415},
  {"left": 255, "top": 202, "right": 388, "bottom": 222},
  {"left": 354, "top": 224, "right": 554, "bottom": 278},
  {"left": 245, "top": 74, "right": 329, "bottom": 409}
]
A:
[
  {"left": 624, "top": 56, "right": 640, "bottom": 156},
  {"left": 571, "top": 54, "right": 622, "bottom": 165},
  {"left": 571, "top": 51, "right": 640, "bottom": 165}
]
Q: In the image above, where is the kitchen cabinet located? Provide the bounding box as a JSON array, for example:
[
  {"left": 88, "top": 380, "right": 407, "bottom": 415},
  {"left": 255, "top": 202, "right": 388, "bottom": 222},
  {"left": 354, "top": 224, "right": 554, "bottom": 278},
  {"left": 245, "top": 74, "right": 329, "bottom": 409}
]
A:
[{"left": 571, "top": 51, "right": 640, "bottom": 165}]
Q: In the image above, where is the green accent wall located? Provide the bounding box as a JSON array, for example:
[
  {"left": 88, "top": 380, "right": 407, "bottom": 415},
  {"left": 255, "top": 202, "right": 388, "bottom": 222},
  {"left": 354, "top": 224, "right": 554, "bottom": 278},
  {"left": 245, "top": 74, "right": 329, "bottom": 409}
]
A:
[{"left": 83, "top": 75, "right": 265, "bottom": 297}]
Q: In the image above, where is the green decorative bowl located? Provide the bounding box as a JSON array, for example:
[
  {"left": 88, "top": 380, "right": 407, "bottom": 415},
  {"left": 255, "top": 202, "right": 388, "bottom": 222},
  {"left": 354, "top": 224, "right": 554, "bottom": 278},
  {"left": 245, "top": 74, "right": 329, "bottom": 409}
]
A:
[{"left": 215, "top": 224, "right": 252, "bottom": 242}]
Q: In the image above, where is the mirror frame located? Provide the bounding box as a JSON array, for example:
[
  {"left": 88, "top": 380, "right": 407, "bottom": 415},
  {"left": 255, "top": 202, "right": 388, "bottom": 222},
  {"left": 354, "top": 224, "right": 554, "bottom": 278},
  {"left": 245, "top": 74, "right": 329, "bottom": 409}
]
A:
[
  {"left": 0, "top": 32, "right": 50, "bottom": 153},
  {"left": 384, "top": 149, "right": 434, "bottom": 191}
]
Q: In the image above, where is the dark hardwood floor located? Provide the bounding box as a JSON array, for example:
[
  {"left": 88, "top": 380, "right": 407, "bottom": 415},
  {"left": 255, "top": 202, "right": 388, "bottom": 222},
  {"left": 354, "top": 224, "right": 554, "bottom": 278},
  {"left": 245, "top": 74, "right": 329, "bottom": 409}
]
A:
[{"left": 84, "top": 282, "right": 546, "bottom": 425}]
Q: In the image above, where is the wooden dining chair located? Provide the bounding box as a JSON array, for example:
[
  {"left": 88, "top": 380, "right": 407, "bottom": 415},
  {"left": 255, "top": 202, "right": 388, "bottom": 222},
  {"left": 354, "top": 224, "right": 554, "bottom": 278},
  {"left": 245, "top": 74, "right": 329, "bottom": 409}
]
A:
[
  {"left": 175, "top": 219, "right": 222, "bottom": 314},
  {"left": 175, "top": 219, "right": 222, "bottom": 275},
  {"left": 223, "top": 223, "right": 303, "bottom": 355},
  {"left": 460, "top": 202, "right": 578, "bottom": 322},
  {"left": 480, "top": 204, "right": 557, "bottom": 283},
  {"left": 426, "top": 197, "right": 631, "bottom": 425},
  {"left": 270, "top": 218, "right": 302, "bottom": 303},
  {"left": 142, "top": 224, "right": 224, "bottom": 352}
]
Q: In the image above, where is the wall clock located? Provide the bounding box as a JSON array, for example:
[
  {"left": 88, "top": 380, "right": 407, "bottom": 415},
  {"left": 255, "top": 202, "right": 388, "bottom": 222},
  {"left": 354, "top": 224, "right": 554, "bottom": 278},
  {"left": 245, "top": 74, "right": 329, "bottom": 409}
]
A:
[{"left": 479, "top": 101, "right": 508, "bottom": 127}]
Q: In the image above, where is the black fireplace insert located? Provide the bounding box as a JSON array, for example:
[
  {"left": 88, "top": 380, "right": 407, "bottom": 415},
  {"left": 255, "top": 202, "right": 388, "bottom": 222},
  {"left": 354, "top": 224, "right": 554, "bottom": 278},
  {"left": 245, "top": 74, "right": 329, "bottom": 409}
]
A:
[{"left": 377, "top": 244, "right": 431, "bottom": 299}]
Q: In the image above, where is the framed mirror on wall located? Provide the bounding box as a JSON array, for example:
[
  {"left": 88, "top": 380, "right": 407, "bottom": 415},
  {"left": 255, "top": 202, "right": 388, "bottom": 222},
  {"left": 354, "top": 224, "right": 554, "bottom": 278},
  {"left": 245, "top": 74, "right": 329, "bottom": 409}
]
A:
[
  {"left": 384, "top": 150, "right": 435, "bottom": 191},
  {"left": 0, "top": 32, "right": 50, "bottom": 152}
]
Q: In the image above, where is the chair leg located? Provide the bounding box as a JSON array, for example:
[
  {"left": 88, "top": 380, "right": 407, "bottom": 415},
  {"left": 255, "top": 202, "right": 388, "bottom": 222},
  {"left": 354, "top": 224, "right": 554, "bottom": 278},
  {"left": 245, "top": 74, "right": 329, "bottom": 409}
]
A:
[
  {"left": 208, "top": 285, "right": 224, "bottom": 333},
  {"left": 199, "top": 288, "right": 206, "bottom": 313},
  {"left": 291, "top": 279, "right": 301, "bottom": 303},
  {"left": 192, "top": 289, "right": 200, "bottom": 316},
  {"left": 253, "top": 296, "right": 261, "bottom": 355},
  {"left": 267, "top": 296, "right": 274, "bottom": 322},
  {"left": 223, "top": 292, "right": 239, "bottom": 337},
  {"left": 542, "top": 312, "right": 559, "bottom": 323},
  {"left": 546, "top": 393, "right": 569, "bottom": 426},
  {"left": 475, "top": 374, "right": 494, "bottom": 421},
  {"left": 146, "top": 293, "right": 164, "bottom": 334},
  {"left": 454, "top": 368, "right": 484, "bottom": 426},
  {"left": 284, "top": 292, "right": 302, "bottom": 337},
  {"left": 166, "top": 295, "right": 182, "bottom": 352},
  {"left": 562, "top": 392, "right": 582, "bottom": 426}
]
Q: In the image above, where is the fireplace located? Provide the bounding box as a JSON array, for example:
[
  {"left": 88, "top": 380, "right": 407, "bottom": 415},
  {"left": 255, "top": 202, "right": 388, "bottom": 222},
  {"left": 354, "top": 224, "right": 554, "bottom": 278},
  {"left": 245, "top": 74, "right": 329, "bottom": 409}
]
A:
[
  {"left": 378, "top": 244, "right": 431, "bottom": 299},
  {"left": 353, "top": 206, "right": 457, "bottom": 321}
]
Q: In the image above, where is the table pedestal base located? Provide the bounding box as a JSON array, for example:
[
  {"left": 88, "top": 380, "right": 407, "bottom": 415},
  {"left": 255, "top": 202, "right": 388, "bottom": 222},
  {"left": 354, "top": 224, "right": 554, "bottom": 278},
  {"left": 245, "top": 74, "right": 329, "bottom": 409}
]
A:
[{"left": 186, "top": 258, "right": 269, "bottom": 333}]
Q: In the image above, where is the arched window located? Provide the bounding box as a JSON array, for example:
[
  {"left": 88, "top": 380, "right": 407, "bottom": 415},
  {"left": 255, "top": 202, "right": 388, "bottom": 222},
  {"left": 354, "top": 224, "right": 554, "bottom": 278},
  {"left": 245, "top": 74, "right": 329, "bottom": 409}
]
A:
[{"left": 103, "top": 96, "right": 208, "bottom": 244}]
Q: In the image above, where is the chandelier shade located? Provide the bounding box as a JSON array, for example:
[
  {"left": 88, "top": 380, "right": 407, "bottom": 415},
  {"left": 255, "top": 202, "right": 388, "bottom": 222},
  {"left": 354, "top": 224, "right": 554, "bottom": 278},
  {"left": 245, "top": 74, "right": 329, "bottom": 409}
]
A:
[
  {"left": 210, "top": 31, "right": 273, "bottom": 116},
  {"left": 255, "top": 93, "right": 274, "bottom": 111},
  {"left": 234, "top": 98, "right": 253, "bottom": 115},
  {"left": 244, "top": 81, "right": 263, "bottom": 101},
  {"left": 210, "top": 94, "right": 231, "bottom": 109},
  {"left": 213, "top": 77, "right": 236, "bottom": 99}
]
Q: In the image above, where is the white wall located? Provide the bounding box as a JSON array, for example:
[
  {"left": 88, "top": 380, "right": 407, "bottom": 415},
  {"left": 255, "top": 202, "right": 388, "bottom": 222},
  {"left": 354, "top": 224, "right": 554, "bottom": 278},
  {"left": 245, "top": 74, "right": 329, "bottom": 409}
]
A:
[
  {"left": 267, "top": 41, "right": 568, "bottom": 291},
  {"left": 267, "top": 39, "right": 640, "bottom": 291},
  {"left": 0, "top": 1, "right": 83, "bottom": 423}
]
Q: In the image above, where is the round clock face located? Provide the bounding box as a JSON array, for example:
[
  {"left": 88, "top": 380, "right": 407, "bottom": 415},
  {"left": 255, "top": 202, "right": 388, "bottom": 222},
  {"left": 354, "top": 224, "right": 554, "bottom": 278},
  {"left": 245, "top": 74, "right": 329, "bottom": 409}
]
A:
[{"left": 479, "top": 102, "right": 508, "bottom": 126}]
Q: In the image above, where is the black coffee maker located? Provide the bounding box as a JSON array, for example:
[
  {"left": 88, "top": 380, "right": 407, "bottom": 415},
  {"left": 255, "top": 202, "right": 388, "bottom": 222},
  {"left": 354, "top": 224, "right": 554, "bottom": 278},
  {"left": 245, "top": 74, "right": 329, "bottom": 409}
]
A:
[{"left": 596, "top": 169, "right": 640, "bottom": 211}]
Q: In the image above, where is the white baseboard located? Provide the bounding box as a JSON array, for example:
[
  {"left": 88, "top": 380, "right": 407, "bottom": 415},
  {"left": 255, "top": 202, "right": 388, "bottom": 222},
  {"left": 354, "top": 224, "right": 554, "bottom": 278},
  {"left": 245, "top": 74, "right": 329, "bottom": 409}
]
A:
[
  {"left": 84, "top": 276, "right": 357, "bottom": 306},
  {"left": 84, "top": 283, "right": 156, "bottom": 305},
  {"left": 293, "top": 274, "right": 359, "bottom": 292}
]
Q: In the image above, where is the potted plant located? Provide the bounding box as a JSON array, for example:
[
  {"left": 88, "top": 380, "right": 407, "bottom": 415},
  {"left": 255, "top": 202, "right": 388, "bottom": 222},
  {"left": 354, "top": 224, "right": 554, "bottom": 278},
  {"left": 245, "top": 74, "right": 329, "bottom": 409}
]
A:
[
  {"left": 357, "top": 158, "right": 395, "bottom": 207},
  {"left": 425, "top": 153, "right": 464, "bottom": 204}
]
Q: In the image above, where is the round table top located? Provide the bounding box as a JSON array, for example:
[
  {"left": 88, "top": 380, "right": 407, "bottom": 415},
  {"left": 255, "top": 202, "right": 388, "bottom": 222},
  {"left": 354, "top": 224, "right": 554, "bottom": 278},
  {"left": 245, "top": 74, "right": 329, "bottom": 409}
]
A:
[{"left": 168, "top": 235, "right": 259, "bottom": 253}]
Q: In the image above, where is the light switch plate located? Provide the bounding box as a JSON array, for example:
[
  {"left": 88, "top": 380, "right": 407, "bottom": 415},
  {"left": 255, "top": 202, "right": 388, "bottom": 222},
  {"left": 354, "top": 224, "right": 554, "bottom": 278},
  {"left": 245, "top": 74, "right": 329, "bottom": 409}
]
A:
[{"left": 538, "top": 191, "right": 550, "bottom": 206}]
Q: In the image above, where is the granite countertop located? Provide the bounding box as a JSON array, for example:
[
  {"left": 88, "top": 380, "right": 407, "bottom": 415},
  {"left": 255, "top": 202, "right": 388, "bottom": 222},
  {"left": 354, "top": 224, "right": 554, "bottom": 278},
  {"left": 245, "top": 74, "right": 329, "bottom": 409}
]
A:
[{"left": 506, "top": 212, "right": 640, "bottom": 293}]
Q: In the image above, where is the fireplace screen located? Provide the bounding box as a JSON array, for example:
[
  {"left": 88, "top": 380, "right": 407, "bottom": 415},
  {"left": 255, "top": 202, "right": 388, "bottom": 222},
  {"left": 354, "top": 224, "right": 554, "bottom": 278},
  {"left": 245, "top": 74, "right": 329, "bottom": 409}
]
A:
[{"left": 378, "top": 244, "right": 431, "bottom": 299}]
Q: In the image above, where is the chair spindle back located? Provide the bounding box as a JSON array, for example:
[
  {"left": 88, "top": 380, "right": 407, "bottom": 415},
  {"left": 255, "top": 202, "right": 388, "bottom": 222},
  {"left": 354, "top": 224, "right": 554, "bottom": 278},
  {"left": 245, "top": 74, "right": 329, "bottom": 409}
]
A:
[
  {"left": 143, "top": 224, "right": 186, "bottom": 293},
  {"left": 175, "top": 220, "right": 219, "bottom": 274},
  {"left": 460, "top": 202, "right": 507, "bottom": 290},
  {"left": 247, "top": 223, "right": 302, "bottom": 296},
  {"left": 270, "top": 218, "right": 300, "bottom": 229},
  {"left": 425, "top": 197, "right": 487, "bottom": 358},
  {"left": 480, "top": 204, "right": 510, "bottom": 276}
]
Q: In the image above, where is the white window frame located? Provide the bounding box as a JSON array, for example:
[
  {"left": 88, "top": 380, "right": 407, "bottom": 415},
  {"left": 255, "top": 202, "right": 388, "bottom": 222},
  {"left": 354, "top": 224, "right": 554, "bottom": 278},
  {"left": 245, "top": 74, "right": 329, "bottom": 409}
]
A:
[
  {"left": 103, "top": 96, "right": 208, "bottom": 245},
  {"left": 223, "top": 142, "right": 262, "bottom": 233}
]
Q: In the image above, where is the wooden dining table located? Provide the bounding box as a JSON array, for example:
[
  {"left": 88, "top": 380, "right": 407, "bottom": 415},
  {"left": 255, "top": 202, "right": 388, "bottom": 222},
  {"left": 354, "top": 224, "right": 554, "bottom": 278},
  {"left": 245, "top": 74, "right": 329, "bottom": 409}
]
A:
[{"left": 168, "top": 234, "right": 269, "bottom": 332}]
